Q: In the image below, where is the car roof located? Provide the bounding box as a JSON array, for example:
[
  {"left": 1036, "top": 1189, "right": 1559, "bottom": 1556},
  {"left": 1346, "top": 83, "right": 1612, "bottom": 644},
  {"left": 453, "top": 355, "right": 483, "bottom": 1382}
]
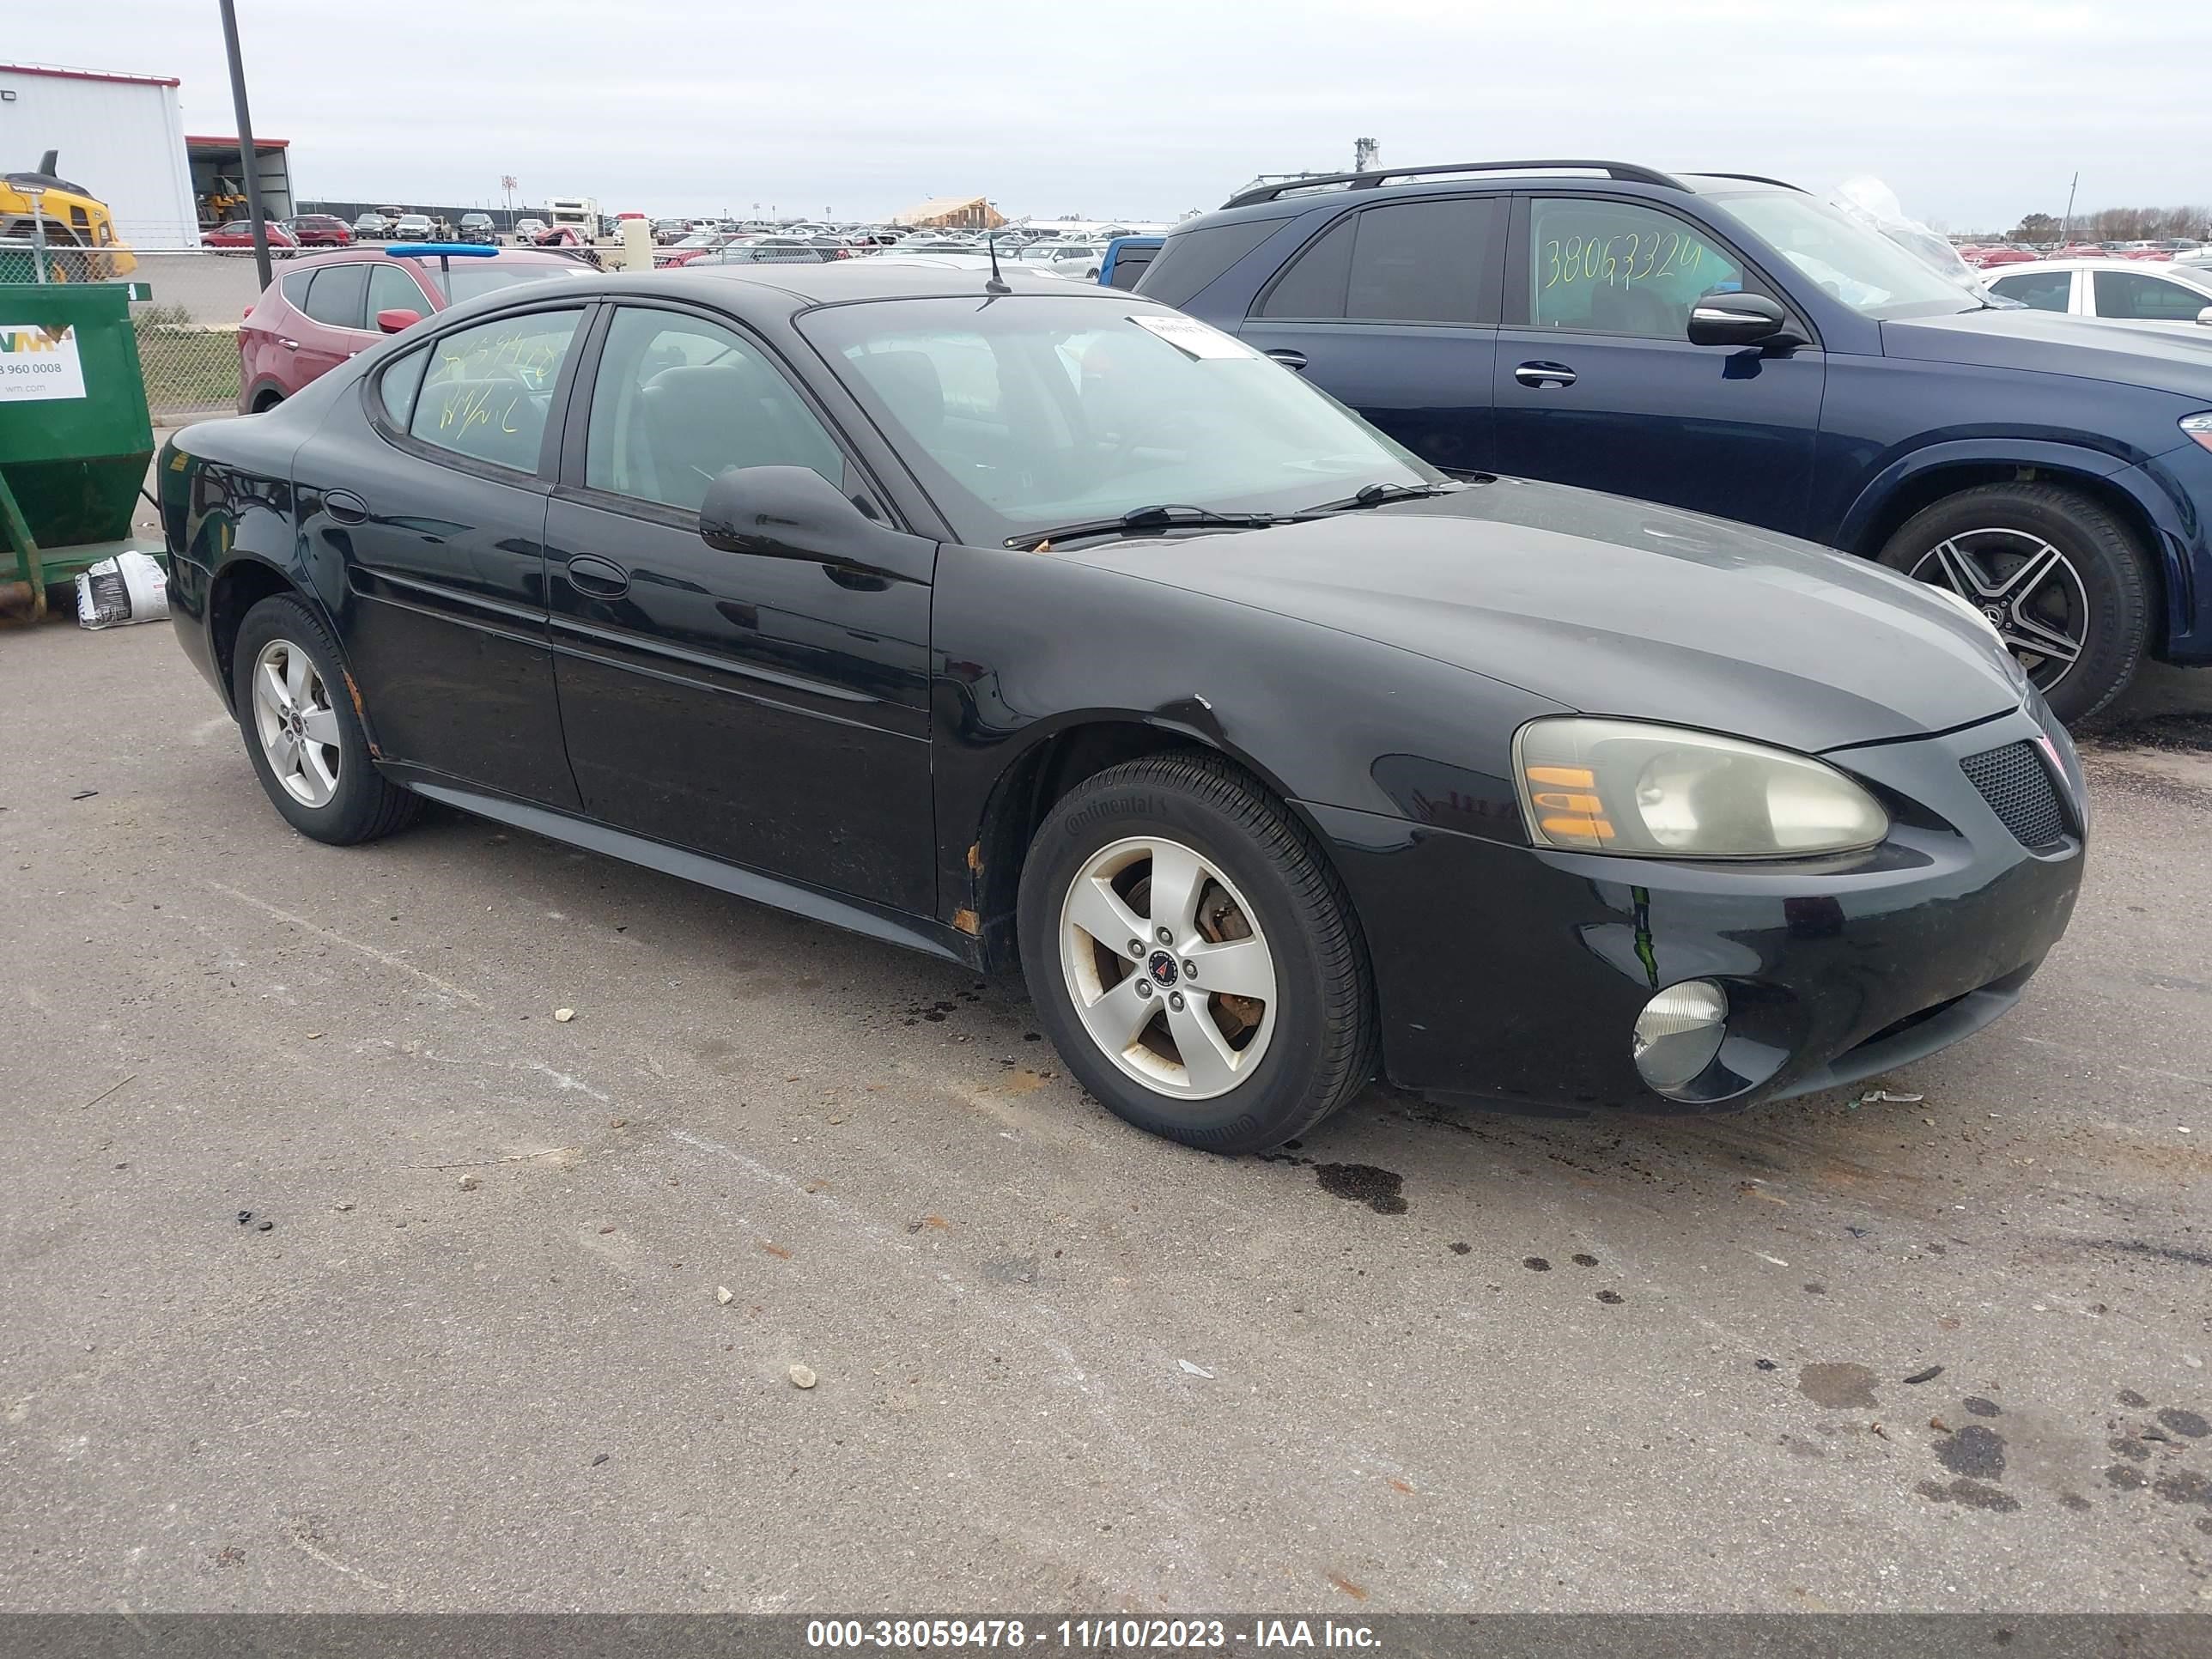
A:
[
  {"left": 278, "top": 245, "right": 581, "bottom": 273},
  {"left": 1987, "top": 258, "right": 2210, "bottom": 280},
  {"left": 1184, "top": 162, "right": 1808, "bottom": 234},
  {"left": 617, "top": 261, "right": 1121, "bottom": 311}
]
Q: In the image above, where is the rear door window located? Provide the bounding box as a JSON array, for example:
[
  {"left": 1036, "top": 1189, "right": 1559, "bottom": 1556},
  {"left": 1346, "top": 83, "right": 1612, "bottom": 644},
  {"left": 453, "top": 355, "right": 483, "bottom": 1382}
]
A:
[
  {"left": 1257, "top": 198, "right": 1502, "bottom": 324},
  {"left": 407, "top": 309, "right": 584, "bottom": 473},
  {"left": 1526, "top": 198, "right": 1747, "bottom": 338},
  {"left": 301, "top": 262, "right": 370, "bottom": 330}
]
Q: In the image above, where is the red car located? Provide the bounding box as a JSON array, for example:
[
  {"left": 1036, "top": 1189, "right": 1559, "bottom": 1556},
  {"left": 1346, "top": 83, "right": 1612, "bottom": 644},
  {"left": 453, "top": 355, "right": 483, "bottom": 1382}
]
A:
[
  {"left": 2122, "top": 246, "right": 2175, "bottom": 262},
  {"left": 2053, "top": 243, "right": 2110, "bottom": 259},
  {"left": 235, "top": 246, "right": 594, "bottom": 412},
  {"left": 204, "top": 220, "right": 299, "bottom": 256},
  {"left": 285, "top": 214, "right": 355, "bottom": 248},
  {"left": 1977, "top": 246, "right": 2036, "bottom": 267}
]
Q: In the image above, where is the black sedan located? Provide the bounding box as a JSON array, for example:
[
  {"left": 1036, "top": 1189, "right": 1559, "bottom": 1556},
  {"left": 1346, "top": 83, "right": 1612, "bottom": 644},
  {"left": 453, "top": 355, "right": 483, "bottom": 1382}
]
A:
[{"left": 160, "top": 264, "right": 2087, "bottom": 1153}]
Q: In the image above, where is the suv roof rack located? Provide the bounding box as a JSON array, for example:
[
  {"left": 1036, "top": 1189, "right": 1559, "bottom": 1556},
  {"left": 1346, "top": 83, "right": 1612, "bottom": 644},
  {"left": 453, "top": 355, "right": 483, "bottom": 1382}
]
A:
[
  {"left": 1222, "top": 159, "right": 1687, "bottom": 210},
  {"left": 1681, "top": 172, "right": 1805, "bottom": 191}
]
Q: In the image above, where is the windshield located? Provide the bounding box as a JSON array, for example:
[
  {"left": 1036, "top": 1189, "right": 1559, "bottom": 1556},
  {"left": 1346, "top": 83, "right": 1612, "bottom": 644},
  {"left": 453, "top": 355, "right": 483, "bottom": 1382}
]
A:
[
  {"left": 798, "top": 295, "right": 1442, "bottom": 546},
  {"left": 413, "top": 260, "right": 595, "bottom": 301},
  {"left": 1708, "top": 189, "right": 1980, "bottom": 319}
]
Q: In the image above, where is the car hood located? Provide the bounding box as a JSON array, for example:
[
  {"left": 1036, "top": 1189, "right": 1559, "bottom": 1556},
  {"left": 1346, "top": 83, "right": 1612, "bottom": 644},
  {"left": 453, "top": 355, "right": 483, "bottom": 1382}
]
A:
[
  {"left": 1072, "top": 478, "right": 2024, "bottom": 755},
  {"left": 1882, "top": 306, "right": 2212, "bottom": 400}
]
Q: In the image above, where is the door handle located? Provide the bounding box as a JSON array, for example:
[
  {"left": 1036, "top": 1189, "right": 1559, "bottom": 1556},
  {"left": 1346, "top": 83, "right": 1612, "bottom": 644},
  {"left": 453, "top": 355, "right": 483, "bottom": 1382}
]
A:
[
  {"left": 323, "top": 489, "right": 369, "bottom": 525},
  {"left": 567, "top": 554, "right": 631, "bottom": 598},
  {"left": 1265, "top": 348, "right": 1308, "bottom": 371},
  {"left": 1515, "top": 362, "right": 1577, "bottom": 388},
  {"left": 277, "top": 337, "right": 301, "bottom": 351}
]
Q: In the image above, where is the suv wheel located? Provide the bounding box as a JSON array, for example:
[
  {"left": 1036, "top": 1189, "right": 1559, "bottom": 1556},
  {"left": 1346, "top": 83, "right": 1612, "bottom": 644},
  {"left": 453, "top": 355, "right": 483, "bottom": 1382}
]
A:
[
  {"left": 1877, "top": 482, "right": 2151, "bottom": 724},
  {"left": 232, "top": 594, "right": 419, "bottom": 845},
  {"left": 1018, "top": 754, "right": 1376, "bottom": 1153}
]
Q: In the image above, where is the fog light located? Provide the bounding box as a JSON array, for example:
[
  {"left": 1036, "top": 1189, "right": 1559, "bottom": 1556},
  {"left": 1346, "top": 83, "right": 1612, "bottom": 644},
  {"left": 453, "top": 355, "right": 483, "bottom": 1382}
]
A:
[{"left": 1632, "top": 980, "right": 1728, "bottom": 1095}]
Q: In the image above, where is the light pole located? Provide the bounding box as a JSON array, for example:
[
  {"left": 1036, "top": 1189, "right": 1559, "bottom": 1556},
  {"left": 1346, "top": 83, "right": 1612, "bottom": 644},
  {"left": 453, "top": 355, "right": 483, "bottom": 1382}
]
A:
[
  {"left": 501, "top": 174, "right": 517, "bottom": 233},
  {"left": 2061, "top": 172, "right": 2079, "bottom": 244},
  {"left": 217, "top": 0, "right": 272, "bottom": 289}
]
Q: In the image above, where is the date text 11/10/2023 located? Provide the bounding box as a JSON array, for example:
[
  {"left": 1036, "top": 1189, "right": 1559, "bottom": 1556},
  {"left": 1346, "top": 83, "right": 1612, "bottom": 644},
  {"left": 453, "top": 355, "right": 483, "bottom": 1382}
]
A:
[{"left": 803, "top": 1620, "right": 1382, "bottom": 1650}]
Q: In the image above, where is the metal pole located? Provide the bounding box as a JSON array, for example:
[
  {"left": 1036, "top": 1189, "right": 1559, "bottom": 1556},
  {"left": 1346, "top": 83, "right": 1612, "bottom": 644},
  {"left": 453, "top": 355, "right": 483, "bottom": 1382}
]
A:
[
  {"left": 25, "top": 185, "right": 48, "bottom": 283},
  {"left": 2062, "top": 172, "right": 2078, "bottom": 244},
  {"left": 218, "top": 0, "right": 273, "bottom": 290}
]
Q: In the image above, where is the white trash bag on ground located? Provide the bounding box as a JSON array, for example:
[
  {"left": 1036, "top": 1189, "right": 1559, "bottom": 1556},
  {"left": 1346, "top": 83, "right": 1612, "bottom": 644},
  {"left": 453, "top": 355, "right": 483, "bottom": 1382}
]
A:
[{"left": 73, "top": 550, "right": 169, "bottom": 629}]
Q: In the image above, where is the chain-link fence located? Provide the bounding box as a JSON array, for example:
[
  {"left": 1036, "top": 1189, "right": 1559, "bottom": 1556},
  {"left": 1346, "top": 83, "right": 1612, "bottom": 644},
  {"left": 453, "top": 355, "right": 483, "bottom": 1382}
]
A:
[{"left": 3, "top": 239, "right": 245, "bottom": 420}]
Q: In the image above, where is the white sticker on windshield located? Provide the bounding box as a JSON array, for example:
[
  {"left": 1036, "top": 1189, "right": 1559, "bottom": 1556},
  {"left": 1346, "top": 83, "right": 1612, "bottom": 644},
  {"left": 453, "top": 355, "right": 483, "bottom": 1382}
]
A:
[{"left": 1127, "top": 313, "right": 1258, "bottom": 360}]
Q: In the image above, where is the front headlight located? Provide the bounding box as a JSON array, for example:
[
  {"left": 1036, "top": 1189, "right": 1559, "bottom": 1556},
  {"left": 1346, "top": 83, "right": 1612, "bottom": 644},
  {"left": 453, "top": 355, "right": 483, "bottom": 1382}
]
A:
[{"left": 1513, "top": 718, "right": 1889, "bottom": 858}]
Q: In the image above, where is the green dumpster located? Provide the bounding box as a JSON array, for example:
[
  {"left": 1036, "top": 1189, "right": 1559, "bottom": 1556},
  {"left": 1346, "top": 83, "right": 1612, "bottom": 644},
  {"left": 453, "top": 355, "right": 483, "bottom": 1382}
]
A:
[{"left": 0, "top": 278, "right": 165, "bottom": 621}]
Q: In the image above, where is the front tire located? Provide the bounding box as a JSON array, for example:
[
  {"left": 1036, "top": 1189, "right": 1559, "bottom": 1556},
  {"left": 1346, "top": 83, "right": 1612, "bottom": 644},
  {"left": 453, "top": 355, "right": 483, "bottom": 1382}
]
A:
[
  {"left": 231, "top": 594, "right": 418, "bottom": 845},
  {"left": 1018, "top": 754, "right": 1376, "bottom": 1153},
  {"left": 1877, "top": 482, "right": 2152, "bottom": 725}
]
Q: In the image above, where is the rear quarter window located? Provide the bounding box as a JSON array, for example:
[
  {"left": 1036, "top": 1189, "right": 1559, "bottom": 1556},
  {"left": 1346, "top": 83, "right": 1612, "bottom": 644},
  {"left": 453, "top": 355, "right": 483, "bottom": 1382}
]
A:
[{"left": 1134, "top": 219, "right": 1281, "bottom": 307}]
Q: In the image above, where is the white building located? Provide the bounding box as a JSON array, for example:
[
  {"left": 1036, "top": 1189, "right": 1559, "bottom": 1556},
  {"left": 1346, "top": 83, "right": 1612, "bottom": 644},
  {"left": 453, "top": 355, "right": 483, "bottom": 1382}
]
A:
[{"left": 2, "top": 63, "right": 200, "bottom": 247}]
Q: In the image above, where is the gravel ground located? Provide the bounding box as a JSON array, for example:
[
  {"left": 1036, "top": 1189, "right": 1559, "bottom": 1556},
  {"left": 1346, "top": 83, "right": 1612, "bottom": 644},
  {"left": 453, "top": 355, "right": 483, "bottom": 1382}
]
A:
[{"left": 2, "top": 610, "right": 2209, "bottom": 1614}]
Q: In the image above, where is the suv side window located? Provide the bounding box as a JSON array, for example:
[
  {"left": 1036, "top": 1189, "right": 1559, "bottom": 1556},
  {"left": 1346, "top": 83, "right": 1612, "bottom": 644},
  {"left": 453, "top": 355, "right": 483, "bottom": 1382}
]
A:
[
  {"left": 2094, "top": 268, "right": 2209, "bottom": 322},
  {"left": 1135, "top": 218, "right": 1279, "bottom": 307},
  {"left": 279, "top": 269, "right": 314, "bottom": 310},
  {"left": 408, "top": 309, "right": 583, "bottom": 472},
  {"left": 585, "top": 307, "right": 848, "bottom": 514},
  {"left": 1988, "top": 270, "right": 2072, "bottom": 312},
  {"left": 301, "top": 263, "right": 369, "bottom": 330},
  {"left": 367, "top": 262, "right": 429, "bottom": 323},
  {"left": 1527, "top": 198, "right": 1747, "bottom": 339},
  {"left": 1258, "top": 198, "right": 1501, "bottom": 324}
]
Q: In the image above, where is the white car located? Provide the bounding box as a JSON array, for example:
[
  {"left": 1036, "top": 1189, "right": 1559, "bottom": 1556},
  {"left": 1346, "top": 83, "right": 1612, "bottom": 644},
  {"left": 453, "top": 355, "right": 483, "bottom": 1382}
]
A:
[
  {"left": 1014, "top": 240, "right": 1105, "bottom": 279},
  {"left": 514, "top": 217, "right": 548, "bottom": 238},
  {"left": 391, "top": 214, "right": 434, "bottom": 241},
  {"left": 1984, "top": 258, "right": 2212, "bottom": 333}
]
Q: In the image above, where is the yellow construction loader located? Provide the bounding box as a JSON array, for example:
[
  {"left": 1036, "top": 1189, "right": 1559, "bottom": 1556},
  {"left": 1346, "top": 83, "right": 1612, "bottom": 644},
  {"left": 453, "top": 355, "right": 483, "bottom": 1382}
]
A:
[{"left": 2, "top": 150, "right": 137, "bottom": 281}]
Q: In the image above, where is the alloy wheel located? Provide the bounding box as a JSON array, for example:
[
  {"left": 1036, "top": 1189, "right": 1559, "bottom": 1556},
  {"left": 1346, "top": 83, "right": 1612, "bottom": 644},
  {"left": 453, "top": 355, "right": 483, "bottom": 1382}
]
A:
[
  {"left": 1058, "top": 835, "right": 1279, "bottom": 1101},
  {"left": 1908, "top": 528, "right": 2088, "bottom": 693},
  {"left": 250, "top": 638, "right": 343, "bottom": 807}
]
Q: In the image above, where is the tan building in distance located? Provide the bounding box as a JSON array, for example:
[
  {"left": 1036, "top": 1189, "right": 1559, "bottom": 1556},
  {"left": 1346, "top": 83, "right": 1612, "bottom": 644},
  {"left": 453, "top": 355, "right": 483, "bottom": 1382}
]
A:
[{"left": 891, "top": 195, "right": 1006, "bottom": 229}]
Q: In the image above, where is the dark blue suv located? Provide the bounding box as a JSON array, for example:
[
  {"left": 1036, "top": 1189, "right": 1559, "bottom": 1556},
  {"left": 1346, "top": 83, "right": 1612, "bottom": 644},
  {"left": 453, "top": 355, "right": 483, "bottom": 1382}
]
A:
[{"left": 1142, "top": 160, "right": 2212, "bottom": 723}]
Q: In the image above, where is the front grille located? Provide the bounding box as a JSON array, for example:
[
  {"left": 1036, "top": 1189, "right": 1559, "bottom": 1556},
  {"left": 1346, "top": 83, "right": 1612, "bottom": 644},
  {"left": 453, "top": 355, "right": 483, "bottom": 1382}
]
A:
[{"left": 1960, "top": 740, "right": 2068, "bottom": 848}]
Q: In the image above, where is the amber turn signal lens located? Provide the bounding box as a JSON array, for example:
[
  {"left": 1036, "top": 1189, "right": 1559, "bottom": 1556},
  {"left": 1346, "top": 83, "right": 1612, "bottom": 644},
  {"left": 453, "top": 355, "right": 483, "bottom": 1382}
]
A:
[
  {"left": 1539, "top": 814, "right": 1615, "bottom": 842},
  {"left": 1530, "top": 790, "right": 1604, "bottom": 813},
  {"left": 1525, "top": 765, "right": 1595, "bottom": 787}
]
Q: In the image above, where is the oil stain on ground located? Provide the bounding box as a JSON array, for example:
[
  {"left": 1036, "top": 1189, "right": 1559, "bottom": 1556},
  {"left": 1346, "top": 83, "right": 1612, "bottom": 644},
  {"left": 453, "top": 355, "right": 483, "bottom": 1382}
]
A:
[
  {"left": 1312, "top": 1163, "right": 1408, "bottom": 1214},
  {"left": 1797, "top": 1362, "right": 1880, "bottom": 1409},
  {"left": 1935, "top": 1424, "right": 2007, "bottom": 1480}
]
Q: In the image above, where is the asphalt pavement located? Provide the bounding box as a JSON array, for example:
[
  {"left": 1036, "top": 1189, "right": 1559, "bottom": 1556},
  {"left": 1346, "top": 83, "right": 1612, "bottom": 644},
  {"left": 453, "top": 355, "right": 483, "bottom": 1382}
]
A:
[{"left": 3, "top": 613, "right": 2209, "bottom": 1613}]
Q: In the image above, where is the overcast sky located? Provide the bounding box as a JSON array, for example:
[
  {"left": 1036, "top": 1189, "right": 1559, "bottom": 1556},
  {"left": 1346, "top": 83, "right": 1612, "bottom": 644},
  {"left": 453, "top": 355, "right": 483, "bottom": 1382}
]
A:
[{"left": 27, "top": 1, "right": 2208, "bottom": 228}]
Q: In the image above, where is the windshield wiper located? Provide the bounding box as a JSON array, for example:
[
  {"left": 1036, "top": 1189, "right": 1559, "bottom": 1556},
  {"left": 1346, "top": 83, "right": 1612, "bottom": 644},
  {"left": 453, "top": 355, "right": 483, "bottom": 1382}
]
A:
[
  {"left": 1006, "top": 503, "right": 1283, "bottom": 551},
  {"left": 1300, "top": 479, "right": 1476, "bottom": 514}
]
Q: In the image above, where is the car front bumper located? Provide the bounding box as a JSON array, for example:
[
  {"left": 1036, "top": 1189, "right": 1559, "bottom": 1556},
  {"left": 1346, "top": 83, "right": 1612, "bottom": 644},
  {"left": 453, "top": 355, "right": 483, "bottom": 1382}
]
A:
[{"left": 1305, "top": 704, "right": 2086, "bottom": 1115}]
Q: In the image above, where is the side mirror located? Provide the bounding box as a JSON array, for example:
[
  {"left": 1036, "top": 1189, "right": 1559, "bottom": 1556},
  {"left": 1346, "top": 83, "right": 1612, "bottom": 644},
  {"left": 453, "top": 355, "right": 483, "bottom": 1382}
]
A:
[
  {"left": 2197, "top": 307, "right": 2212, "bottom": 326},
  {"left": 699, "top": 465, "right": 890, "bottom": 567},
  {"left": 376, "top": 307, "right": 422, "bottom": 334},
  {"left": 1686, "top": 291, "right": 1801, "bottom": 349}
]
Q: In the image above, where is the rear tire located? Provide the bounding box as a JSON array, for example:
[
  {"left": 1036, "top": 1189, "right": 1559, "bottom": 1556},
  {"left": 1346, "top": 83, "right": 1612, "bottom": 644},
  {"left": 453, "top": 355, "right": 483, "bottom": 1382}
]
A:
[
  {"left": 1876, "top": 482, "right": 2152, "bottom": 725},
  {"left": 231, "top": 593, "right": 419, "bottom": 846},
  {"left": 1018, "top": 754, "right": 1376, "bottom": 1153}
]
